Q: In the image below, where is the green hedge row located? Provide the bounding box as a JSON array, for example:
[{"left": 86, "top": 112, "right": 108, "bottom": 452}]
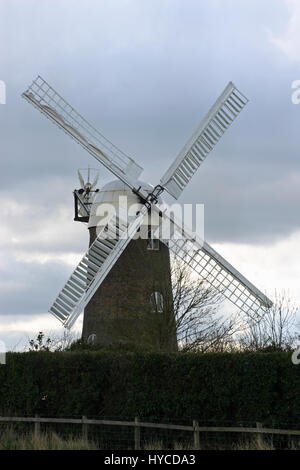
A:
[{"left": 0, "top": 351, "right": 299, "bottom": 426}]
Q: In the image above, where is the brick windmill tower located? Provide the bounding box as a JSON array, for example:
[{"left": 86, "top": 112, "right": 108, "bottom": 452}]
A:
[{"left": 22, "top": 76, "right": 273, "bottom": 351}]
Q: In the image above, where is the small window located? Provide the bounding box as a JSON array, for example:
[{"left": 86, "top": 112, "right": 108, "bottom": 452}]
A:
[
  {"left": 150, "top": 292, "right": 164, "bottom": 313},
  {"left": 87, "top": 333, "right": 97, "bottom": 345},
  {"left": 147, "top": 229, "right": 159, "bottom": 251},
  {"left": 147, "top": 238, "right": 160, "bottom": 250}
]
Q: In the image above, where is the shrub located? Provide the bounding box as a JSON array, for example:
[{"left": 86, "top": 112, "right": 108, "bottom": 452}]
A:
[{"left": 0, "top": 351, "right": 299, "bottom": 427}]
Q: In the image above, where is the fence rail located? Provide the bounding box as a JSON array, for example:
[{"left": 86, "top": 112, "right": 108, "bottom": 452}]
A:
[{"left": 0, "top": 416, "right": 299, "bottom": 449}]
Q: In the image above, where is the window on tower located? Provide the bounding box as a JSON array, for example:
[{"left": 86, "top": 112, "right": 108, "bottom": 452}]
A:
[
  {"left": 147, "top": 229, "right": 160, "bottom": 250},
  {"left": 87, "top": 333, "right": 97, "bottom": 345},
  {"left": 150, "top": 292, "right": 164, "bottom": 313},
  {"left": 147, "top": 238, "right": 160, "bottom": 250}
]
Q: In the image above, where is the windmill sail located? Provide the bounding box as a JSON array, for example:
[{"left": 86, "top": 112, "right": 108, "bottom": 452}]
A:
[
  {"left": 154, "top": 207, "right": 272, "bottom": 319},
  {"left": 49, "top": 208, "right": 147, "bottom": 328},
  {"left": 168, "top": 238, "right": 272, "bottom": 319},
  {"left": 161, "top": 82, "right": 248, "bottom": 199},
  {"left": 22, "top": 75, "right": 143, "bottom": 190}
]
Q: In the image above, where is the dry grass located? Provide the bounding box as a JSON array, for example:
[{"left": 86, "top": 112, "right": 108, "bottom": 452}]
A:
[
  {"left": 0, "top": 428, "right": 98, "bottom": 450},
  {"left": 143, "top": 435, "right": 300, "bottom": 451},
  {"left": 0, "top": 428, "right": 299, "bottom": 450},
  {"left": 143, "top": 440, "right": 165, "bottom": 450},
  {"left": 233, "top": 435, "right": 275, "bottom": 450},
  {"left": 233, "top": 435, "right": 300, "bottom": 451}
]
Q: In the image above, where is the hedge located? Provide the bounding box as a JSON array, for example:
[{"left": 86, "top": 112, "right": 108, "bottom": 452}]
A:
[{"left": 0, "top": 351, "right": 299, "bottom": 426}]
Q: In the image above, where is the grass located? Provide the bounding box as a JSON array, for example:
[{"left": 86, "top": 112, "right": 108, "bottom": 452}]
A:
[
  {"left": 0, "top": 428, "right": 299, "bottom": 450},
  {"left": 0, "top": 428, "right": 98, "bottom": 450},
  {"left": 143, "top": 436, "right": 300, "bottom": 450}
]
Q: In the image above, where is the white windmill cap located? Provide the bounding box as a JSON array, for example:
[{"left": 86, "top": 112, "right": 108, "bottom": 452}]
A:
[
  {"left": 98, "top": 179, "right": 153, "bottom": 193},
  {"left": 88, "top": 179, "right": 163, "bottom": 231}
]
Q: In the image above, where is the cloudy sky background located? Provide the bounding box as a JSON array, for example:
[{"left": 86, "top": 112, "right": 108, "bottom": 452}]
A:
[{"left": 0, "top": 0, "right": 299, "bottom": 350}]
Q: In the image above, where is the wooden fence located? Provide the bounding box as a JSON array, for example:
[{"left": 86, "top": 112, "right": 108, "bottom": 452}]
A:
[{"left": 0, "top": 416, "right": 299, "bottom": 450}]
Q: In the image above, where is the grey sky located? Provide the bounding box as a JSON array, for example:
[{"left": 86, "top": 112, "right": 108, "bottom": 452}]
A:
[{"left": 0, "top": 0, "right": 299, "bottom": 348}]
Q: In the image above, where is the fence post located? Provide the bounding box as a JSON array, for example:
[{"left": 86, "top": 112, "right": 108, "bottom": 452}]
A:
[
  {"left": 134, "top": 417, "right": 141, "bottom": 450},
  {"left": 34, "top": 414, "right": 40, "bottom": 439},
  {"left": 256, "top": 422, "right": 263, "bottom": 447},
  {"left": 193, "top": 420, "right": 200, "bottom": 449},
  {"left": 82, "top": 415, "right": 88, "bottom": 441}
]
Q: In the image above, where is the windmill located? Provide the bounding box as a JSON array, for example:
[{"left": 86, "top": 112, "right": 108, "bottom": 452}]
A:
[{"left": 22, "top": 76, "right": 272, "bottom": 349}]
